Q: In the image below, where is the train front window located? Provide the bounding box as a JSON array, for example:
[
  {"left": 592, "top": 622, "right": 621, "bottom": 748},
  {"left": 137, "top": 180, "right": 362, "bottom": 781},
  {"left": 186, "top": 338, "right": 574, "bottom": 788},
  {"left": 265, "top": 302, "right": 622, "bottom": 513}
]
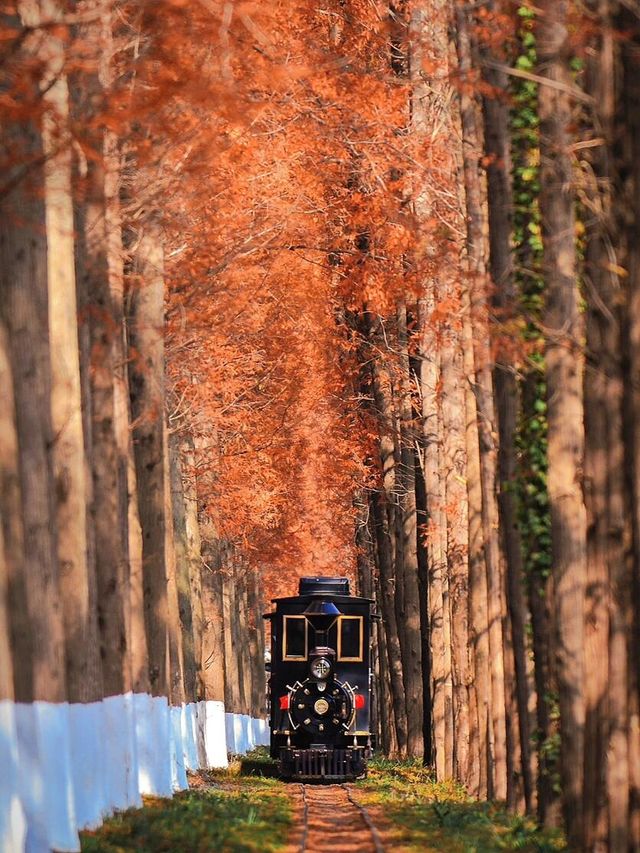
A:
[
  {"left": 337, "top": 615, "right": 363, "bottom": 662},
  {"left": 283, "top": 615, "right": 308, "bottom": 660}
]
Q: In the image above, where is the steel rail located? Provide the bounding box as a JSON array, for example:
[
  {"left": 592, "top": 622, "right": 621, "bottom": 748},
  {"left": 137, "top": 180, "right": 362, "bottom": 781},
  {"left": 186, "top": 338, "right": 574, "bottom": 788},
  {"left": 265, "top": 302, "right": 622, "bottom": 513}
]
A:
[
  {"left": 298, "top": 783, "right": 309, "bottom": 853},
  {"left": 342, "top": 784, "right": 385, "bottom": 853}
]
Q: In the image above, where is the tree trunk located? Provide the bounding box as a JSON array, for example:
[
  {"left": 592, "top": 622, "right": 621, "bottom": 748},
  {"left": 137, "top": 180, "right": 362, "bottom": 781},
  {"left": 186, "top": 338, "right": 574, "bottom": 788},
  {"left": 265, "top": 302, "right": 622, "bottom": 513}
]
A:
[
  {"left": 414, "top": 452, "right": 433, "bottom": 766},
  {"left": 355, "top": 492, "right": 374, "bottom": 600},
  {"left": 0, "top": 321, "right": 20, "bottom": 703},
  {"left": 582, "top": 6, "right": 616, "bottom": 847},
  {"left": 371, "top": 491, "right": 408, "bottom": 756},
  {"left": 247, "top": 569, "right": 265, "bottom": 716},
  {"left": 440, "top": 304, "right": 471, "bottom": 786},
  {"left": 127, "top": 414, "right": 149, "bottom": 693},
  {"left": 181, "top": 434, "right": 205, "bottom": 699},
  {"left": 221, "top": 548, "right": 240, "bottom": 712},
  {"left": 164, "top": 421, "right": 185, "bottom": 707},
  {"left": 480, "top": 5, "right": 522, "bottom": 804},
  {"left": 71, "top": 87, "right": 132, "bottom": 702},
  {"left": 538, "top": 2, "right": 587, "bottom": 843},
  {"left": 368, "top": 508, "right": 396, "bottom": 755},
  {"left": 460, "top": 283, "right": 489, "bottom": 798},
  {"left": 169, "top": 431, "right": 198, "bottom": 702},
  {"left": 367, "top": 314, "right": 408, "bottom": 756},
  {"left": 128, "top": 221, "right": 169, "bottom": 697},
  {"left": 106, "top": 141, "right": 149, "bottom": 695},
  {"left": 396, "top": 301, "right": 424, "bottom": 757},
  {"left": 200, "top": 534, "right": 226, "bottom": 702},
  {"left": 45, "top": 47, "right": 102, "bottom": 704},
  {"left": 234, "top": 556, "right": 253, "bottom": 714},
  {"left": 454, "top": 6, "right": 495, "bottom": 798},
  {"left": 418, "top": 297, "right": 451, "bottom": 778},
  {"left": 0, "top": 117, "right": 66, "bottom": 703},
  {"left": 615, "top": 9, "right": 640, "bottom": 849}
]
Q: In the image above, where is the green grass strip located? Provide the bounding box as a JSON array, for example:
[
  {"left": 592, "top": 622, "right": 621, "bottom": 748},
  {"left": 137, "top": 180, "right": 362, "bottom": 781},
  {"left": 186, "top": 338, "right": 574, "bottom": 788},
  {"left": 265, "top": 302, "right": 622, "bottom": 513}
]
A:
[
  {"left": 80, "top": 775, "right": 290, "bottom": 853},
  {"left": 356, "top": 758, "right": 566, "bottom": 852}
]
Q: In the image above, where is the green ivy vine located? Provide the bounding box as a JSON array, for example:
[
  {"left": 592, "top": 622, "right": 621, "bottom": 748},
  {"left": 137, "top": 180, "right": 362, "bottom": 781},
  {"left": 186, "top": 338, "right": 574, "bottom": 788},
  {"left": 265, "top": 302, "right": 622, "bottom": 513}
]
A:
[{"left": 511, "top": 2, "right": 560, "bottom": 800}]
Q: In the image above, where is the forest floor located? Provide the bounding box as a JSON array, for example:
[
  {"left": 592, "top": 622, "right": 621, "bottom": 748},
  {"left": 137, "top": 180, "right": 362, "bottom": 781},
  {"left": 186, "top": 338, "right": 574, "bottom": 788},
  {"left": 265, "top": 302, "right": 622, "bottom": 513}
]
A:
[{"left": 80, "top": 751, "right": 566, "bottom": 852}]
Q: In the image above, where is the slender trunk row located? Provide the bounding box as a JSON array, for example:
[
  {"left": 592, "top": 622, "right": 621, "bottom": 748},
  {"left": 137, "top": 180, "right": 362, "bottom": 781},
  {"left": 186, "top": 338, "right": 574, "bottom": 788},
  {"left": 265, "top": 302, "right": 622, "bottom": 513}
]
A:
[{"left": 0, "top": 6, "right": 266, "bottom": 727}]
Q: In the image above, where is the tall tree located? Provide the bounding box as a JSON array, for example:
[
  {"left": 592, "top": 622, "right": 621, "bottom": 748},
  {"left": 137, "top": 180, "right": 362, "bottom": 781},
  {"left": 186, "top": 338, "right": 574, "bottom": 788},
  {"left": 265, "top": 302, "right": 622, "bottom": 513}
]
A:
[
  {"left": 582, "top": 3, "right": 616, "bottom": 847},
  {"left": 70, "top": 11, "right": 130, "bottom": 700},
  {"left": 0, "top": 320, "right": 20, "bottom": 705},
  {"left": 44, "top": 17, "right": 102, "bottom": 704},
  {"left": 396, "top": 300, "right": 424, "bottom": 756},
  {"left": 453, "top": 4, "right": 494, "bottom": 798},
  {"left": 129, "top": 219, "right": 169, "bottom": 696},
  {"left": 368, "top": 315, "right": 409, "bottom": 756},
  {"left": 200, "top": 531, "right": 226, "bottom": 703},
  {"left": 164, "top": 420, "right": 186, "bottom": 706},
  {"left": 418, "top": 297, "right": 451, "bottom": 778},
  {"left": 169, "top": 431, "right": 199, "bottom": 701},
  {"left": 537, "top": 1, "right": 587, "bottom": 844},
  {"left": 0, "top": 65, "right": 67, "bottom": 708},
  {"left": 618, "top": 8, "right": 640, "bottom": 846}
]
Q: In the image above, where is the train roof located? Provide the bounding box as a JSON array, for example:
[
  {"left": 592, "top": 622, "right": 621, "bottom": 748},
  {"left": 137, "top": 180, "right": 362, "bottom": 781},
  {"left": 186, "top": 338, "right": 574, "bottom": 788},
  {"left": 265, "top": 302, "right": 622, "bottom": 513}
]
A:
[
  {"left": 268, "top": 593, "right": 375, "bottom": 606},
  {"left": 264, "top": 576, "right": 375, "bottom": 618},
  {"left": 300, "top": 576, "right": 349, "bottom": 595}
]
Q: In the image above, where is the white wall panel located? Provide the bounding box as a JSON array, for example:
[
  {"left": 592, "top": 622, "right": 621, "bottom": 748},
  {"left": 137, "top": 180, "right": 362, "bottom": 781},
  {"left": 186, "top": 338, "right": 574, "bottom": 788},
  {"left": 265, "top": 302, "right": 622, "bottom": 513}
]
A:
[
  {"left": 169, "top": 705, "right": 188, "bottom": 791},
  {"left": 203, "top": 701, "right": 228, "bottom": 768},
  {"left": 2, "top": 697, "right": 269, "bottom": 851},
  {"left": 182, "top": 703, "right": 199, "bottom": 771},
  {"left": 68, "top": 701, "right": 106, "bottom": 830},
  {"left": 0, "top": 700, "right": 27, "bottom": 852}
]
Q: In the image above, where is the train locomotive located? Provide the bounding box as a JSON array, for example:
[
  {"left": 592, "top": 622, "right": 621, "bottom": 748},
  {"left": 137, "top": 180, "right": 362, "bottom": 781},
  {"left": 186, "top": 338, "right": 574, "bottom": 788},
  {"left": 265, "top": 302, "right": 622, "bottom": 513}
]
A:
[{"left": 264, "top": 576, "right": 375, "bottom": 781}]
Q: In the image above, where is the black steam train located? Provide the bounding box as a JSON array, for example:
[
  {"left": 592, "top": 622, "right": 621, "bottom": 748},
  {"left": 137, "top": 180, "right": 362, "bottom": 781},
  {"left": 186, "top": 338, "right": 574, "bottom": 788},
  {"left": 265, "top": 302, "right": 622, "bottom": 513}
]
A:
[{"left": 264, "top": 576, "right": 375, "bottom": 781}]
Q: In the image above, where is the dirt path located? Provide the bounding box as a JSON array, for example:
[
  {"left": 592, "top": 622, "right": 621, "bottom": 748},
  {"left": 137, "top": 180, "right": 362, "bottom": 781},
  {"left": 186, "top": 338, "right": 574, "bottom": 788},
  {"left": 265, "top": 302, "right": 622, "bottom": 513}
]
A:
[{"left": 284, "top": 784, "right": 385, "bottom": 853}]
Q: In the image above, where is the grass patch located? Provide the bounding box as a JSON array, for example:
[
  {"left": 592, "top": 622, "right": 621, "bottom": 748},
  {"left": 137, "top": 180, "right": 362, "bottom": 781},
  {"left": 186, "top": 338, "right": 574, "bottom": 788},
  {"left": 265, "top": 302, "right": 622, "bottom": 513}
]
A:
[
  {"left": 355, "top": 757, "right": 566, "bottom": 853},
  {"left": 80, "top": 751, "right": 566, "bottom": 852},
  {"left": 80, "top": 753, "right": 290, "bottom": 853},
  {"left": 238, "top": 746, "right": 280, "bottom": 778}
]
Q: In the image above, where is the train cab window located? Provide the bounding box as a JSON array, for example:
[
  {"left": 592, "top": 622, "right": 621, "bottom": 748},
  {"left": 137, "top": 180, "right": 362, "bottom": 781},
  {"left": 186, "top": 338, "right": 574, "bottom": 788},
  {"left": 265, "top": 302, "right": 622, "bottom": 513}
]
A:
[
  {"left": 283, "top": 615, "right": 308, "bottom": 660},
  {"left": 337, "top": 615, "right": 363, "bottom": 662}
]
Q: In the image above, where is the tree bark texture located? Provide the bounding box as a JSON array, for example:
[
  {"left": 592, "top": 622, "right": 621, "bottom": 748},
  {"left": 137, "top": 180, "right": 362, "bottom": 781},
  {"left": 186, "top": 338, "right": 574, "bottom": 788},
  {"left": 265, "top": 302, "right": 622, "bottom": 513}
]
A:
[
  {"left": 129, "top": 221, "right": 169, "bottom": 697},
  {"left": 583, "top": 5, "right": 617, "bottom": 847},
  {"left": 0, "top": 321, "right": 19, "bottom": 702},
  {"left": 181, "top": 434, "right": 205, "bottom": 700},
  {"left": 164, "top": 421, "right": 185, "bottom": 706},
  {"left": 614, "top": 8, "right": 640, "bottom": 849},
  {"left": 454, "top": 5, "right": 495, "bottom": 798},
  {"left": 0, "top": 117, "right": 66, "bottom": 703},
  {"left": 71, "top": 73, "right": 132, "bottom": 699},
  {"left": 418, "top": 298, "right": 450, "bottom": 778},
  {"left": 44, "top": 44, "right": 102, "bottom": 703},
  {"left": 200, "top": 533, "right": 226, "bottom": 702},
  {"left": 440, "top": 303, "right": 471, "bottom": 786},
  {"left": 368, "top": 315, "right": 409, "bottom": 756},
  {"left": 169, "top": 432, "right": 198, "bottom": 701},
  {"left": 396, "top": 301, "right": 424, "bottom": 757},
  {"left": 221, "top": 549, "right": 241, "bottom": 712},
  {"left": 371, "top": 491, "right": 408, "bottom": 756},
  {"left": 538, "top": 2, "right": 587, "bottom": 843}
]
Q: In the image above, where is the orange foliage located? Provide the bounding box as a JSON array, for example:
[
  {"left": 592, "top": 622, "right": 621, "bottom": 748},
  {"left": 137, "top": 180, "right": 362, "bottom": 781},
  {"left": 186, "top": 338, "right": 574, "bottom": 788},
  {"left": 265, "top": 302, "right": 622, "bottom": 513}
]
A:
[
  {"left": 0, "top": 0, "right": 462, "bottom": 598},
  {"left": 146, "top": 0, "right": 413, "bottom": 596},
  {"left": 124, "top": 0, "right": 463, "bottom": 597}
]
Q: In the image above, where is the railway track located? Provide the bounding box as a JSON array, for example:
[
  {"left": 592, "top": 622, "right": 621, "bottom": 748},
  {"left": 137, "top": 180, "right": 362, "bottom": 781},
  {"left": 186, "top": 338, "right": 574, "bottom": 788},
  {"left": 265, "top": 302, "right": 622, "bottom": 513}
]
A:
[{"left": 296, "top": 783, "right": 385, "bottom": 853}]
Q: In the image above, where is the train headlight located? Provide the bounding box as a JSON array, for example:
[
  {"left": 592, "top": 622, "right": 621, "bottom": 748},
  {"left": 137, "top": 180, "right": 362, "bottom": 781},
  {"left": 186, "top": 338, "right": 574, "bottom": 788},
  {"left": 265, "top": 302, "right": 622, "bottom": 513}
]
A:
[{"left": 310, "top": 657, "right": 331, "bottom": 680}]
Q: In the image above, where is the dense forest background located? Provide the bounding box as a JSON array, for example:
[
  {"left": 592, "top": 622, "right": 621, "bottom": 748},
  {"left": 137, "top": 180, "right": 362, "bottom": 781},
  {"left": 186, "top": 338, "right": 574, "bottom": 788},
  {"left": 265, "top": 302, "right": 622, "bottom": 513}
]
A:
[{"left": 1, "top": 0, "right": 640, "bottom": 850}]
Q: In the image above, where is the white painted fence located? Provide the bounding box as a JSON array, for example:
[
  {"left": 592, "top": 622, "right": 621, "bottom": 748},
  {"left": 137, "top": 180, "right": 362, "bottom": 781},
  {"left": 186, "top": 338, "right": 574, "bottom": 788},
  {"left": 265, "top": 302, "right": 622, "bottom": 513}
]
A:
[{"left": 0, "top": 697, "right": 269, "bottom": 853}]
